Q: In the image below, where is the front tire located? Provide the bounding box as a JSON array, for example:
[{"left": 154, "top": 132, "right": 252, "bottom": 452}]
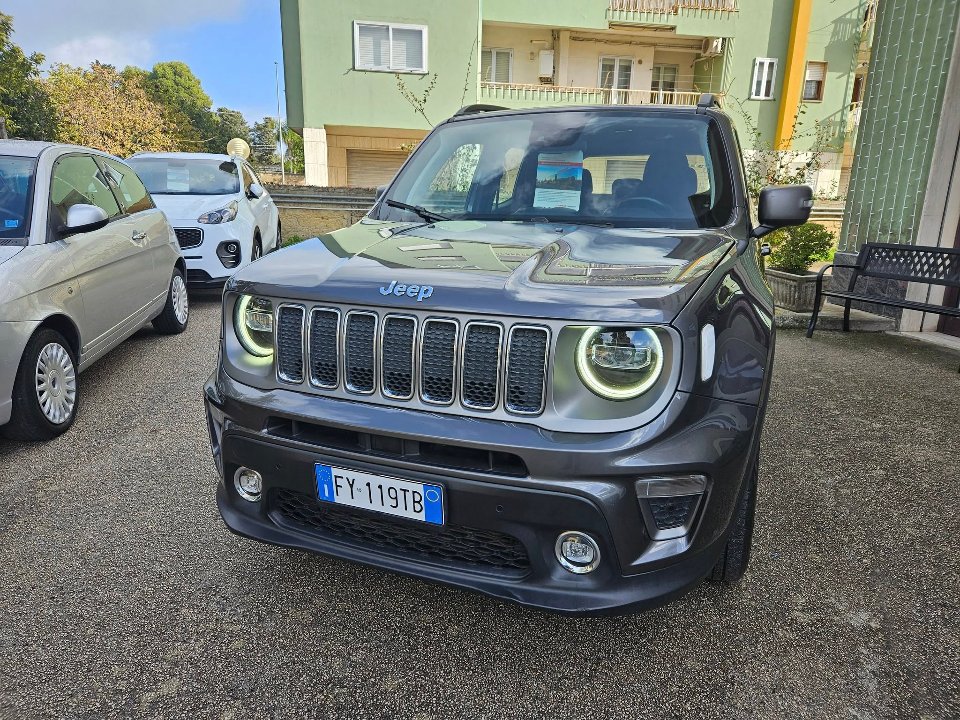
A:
[
  {"left": 2, "top": 329, "right": 78, "bottom": 441},
  {"left": 251, "top": 235, "right": 263, "bottom": 262},
  {"left": 152, "top": 268, "right": 189, "bottom": 335},
  {"left": 709, "top": 459, "right": 757, "bottom": 584}
]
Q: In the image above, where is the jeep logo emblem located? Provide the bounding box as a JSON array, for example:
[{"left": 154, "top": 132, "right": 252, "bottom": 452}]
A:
[{"left": 379, "top": 280, "right": 433, "bottom": 302}]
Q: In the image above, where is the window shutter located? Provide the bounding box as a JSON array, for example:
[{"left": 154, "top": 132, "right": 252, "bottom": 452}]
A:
[
  {"left": 494, "top": 50, "right": 511, "bottom": 83},
  {"left": 805, "top": 62, "right": 826, "bottom": 82},
  {"left": 481, "top": 49, "right": 493, "bottom": 82},
  {"left": 391, "top": 27, "right": 424, "bottom": 71},
  {"left": 752, "top": 59, "right": 763, "bottom": 98},
  {"left": 357, "top": 24, "right": 389, "bottom": 69}
]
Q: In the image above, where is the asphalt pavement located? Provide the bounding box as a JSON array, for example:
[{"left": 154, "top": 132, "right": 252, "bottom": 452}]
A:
[{"left": 1, "top": 299, "right": 958, "bottom": 719}]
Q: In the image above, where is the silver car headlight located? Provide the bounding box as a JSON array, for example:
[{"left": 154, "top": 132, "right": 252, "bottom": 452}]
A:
[
  {"left": 575, "top": 326, "right": 664, "bottom": 400},
  {"left": 234, "top": 294, "right": 274, "bottom": 357},
  {"left": 198, "top": 200, "right": 238, "bottom": 224}
]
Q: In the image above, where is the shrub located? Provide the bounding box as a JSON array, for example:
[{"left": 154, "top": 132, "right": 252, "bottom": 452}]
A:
[
  {"left": 283, "top": 234, "right": 306, "bottom": 247},
  {"left": 766, "top": 222, "right": 835, "bottom": 274}
]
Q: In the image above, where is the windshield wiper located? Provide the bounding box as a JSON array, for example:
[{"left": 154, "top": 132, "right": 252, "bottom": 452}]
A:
[{"left": 386, "top": 199, "right": 449, "bottom": 223}]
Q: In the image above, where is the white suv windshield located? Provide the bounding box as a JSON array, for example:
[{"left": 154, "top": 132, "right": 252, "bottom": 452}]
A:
[
  {"left": 0, "top": 156, "right": 35, "bottom": 242},
  {"left": 127, "top": 158, "right": 240, "bottom": 196},
  {"left": 375, "top": 110, "right": 735, "bottom": 230}
]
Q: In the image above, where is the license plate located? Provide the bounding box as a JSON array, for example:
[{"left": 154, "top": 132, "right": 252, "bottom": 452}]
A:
[{"left": 315, "top": 463, "right": 444, "bottom": 525}]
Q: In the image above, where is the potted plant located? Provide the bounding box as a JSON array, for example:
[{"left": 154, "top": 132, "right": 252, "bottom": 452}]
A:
[{"left": 763, "top": 222, "right": 835, "bottom": 313}]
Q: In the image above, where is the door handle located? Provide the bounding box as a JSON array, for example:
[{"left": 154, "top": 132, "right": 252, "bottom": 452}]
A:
[{"left": 132, "top": 230, "right": 147, "bottom": 242}]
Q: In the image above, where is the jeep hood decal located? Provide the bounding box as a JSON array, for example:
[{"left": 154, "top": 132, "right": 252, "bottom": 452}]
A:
[{"left": 231, "top": 219, "right": 734, "bottom": 323}]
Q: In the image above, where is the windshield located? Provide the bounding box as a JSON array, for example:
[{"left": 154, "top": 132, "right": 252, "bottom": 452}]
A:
[
  {"left": 126, "top": 158, "right": 240, "bottom": 195},
  {"left": 0, "top": 155, "right": 35, "bottom": 242},
  {"left": 375, "top": 110, "right": 735, "bottom": 230}
]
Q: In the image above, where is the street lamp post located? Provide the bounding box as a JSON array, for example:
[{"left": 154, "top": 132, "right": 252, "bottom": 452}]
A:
[{"left": 275, "top": 61, "right": 285, "bottom": 185}]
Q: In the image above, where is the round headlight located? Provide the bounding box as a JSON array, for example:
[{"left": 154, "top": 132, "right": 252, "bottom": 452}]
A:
[
  {"left": 234, "top": 294, "right": 274, "bottom": 357},
  {"left": 575, "top": 326, "right": 664, "bottom": 400}
]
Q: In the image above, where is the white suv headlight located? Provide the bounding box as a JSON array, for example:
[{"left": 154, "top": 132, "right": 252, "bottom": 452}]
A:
[
  {"left": 198, "top": 200, "right": 238, "bottom": 224},
  {"left": 234, "top": 295, "right": 274, "bottom": 357},
  {"left": 575, "top": 326, "right": 664, "bottom": 400}
]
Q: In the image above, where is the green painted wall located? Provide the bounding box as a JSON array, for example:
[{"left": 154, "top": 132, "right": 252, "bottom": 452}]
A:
[
  {"left": 280, "top": 0, "right": 480, "bottom": 132},
  {"left": 282, "top": 0, "right": 864, "bottom": 153},
  {"left": 841, "top": 0, "right": 960, "bottom": 251}
]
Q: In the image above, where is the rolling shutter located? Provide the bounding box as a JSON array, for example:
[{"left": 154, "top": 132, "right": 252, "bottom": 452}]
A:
[
  {"left": 346, "top": 150, "right": 408, "bottom": 188},
  {"left": 356, "top": 24, "right": 389, "bottom": 70}
]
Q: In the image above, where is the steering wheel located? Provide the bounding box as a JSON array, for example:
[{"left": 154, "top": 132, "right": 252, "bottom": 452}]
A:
[{"left": 615, "top": 196, "right": 673, "bottom": 216}]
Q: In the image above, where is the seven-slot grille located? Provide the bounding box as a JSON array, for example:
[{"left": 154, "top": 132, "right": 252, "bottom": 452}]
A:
[
  {"left": 174, "top": 227, "right": 202, "bottom": 249},
  {"left": 275, "top": 306, "right": 549, "bottom": 416}
]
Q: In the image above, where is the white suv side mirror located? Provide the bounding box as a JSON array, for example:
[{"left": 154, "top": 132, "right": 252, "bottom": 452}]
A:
[{"left": 248, "top": 183, "right": 265, "bottom": 199}]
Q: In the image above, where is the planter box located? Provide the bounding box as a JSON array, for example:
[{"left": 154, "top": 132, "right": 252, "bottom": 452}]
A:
[{"left": 764, "top": 268, "right": 823, "bottom": 313}]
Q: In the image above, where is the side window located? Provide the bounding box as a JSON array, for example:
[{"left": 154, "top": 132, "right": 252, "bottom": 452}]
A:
[
  {"left": 100, "top": 158, "right": 154, "bottom": 214},
  {"left": 50, "top": 155, "right": 121, "bottom": 228}
]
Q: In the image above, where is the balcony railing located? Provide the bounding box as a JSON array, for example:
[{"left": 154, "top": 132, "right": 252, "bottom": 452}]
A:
[
  {"left": 608, "top": 0, "right": 738, "bottom": 13},
  {"left": 480, "top": 82, "right": 711, "bottom": 107}
]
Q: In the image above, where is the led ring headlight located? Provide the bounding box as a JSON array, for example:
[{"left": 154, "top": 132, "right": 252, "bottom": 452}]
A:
[
  {"left": 234, "top": 294, "right": 274, "bottom": 358},
  {"left": 576, "top": 326, "right": 664, "bottom": 400}
]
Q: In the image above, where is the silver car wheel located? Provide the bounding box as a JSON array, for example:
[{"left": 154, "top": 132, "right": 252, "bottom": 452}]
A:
[
  {"left": 35, "top": 342, "right": 77, "bottom": 425},
  {"left": 172, "top": 273, "right": 189, "bottom": 325}
]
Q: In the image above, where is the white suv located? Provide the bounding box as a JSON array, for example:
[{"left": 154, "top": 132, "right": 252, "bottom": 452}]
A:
[{"left": 127, "top": 153, "right": 281, "bottom": 288}]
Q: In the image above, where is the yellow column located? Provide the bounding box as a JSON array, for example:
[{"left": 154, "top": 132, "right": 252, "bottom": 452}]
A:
[{"left": 774, "top": 0, "right": 813, "bottom": 149}]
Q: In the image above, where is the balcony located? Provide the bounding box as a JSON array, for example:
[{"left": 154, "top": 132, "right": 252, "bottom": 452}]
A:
[
  {"left": 607, "top": 0, "right": 738, "bottom": 27},
  {"left": 479, "top": 82, "right": 713, "bottom": 109}
]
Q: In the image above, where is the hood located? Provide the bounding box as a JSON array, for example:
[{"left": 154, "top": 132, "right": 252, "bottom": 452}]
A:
[
  {"left": 149, "top": 193, "right": 237, "bottom": 221},
  {"left": 230, "top": 219, "right": 734, "bottom": 323},
  {"left": 0, "top": 245, "right": 24, "bottom": 267}
]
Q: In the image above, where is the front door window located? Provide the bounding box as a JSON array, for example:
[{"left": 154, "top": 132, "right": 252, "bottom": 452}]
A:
[
  {"left": 651, "top": 64, "right": 679, "bottom": 100},
  {"left": 599, "top": 57, "right": 632, "bottom": 104}
]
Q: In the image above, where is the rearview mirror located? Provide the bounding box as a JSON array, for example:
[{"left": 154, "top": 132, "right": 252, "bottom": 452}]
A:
[
  {"left": 248, "top": 182, "right": 265, "bottom": 199},
  {"left": 62, "top": 204, "right": 109, "bottom": 234},
  {"left": 751, "top": 185, "right": 813, "bottom": 239}
]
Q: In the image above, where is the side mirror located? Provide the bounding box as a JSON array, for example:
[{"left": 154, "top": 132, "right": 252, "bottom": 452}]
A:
[
  {"left": 248, "top": 182, "right": 265, "bottom": 199},
  {"left": 375, "top": 184, "right": 387, "bottom": 201},
  {"left": 751, "top": 185, "right": 813, "bottom": 239},
  {"left": 62, "top": 204, "right": 109, "bottom": 234}
]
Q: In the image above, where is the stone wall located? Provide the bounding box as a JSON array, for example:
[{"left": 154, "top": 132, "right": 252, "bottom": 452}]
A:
[{"left": 266, "top": 185, "right": 376, "bottom": 242}]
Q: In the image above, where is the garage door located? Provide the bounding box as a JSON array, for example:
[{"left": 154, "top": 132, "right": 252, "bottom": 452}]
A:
[{"left": 346, "top": 150, "right": 408, "bottom": 188}]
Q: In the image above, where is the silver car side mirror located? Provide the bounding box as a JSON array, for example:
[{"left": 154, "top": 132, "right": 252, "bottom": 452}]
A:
[
  {"left": 63, "top": 203, "right": 109, "bottom": 234},
  {"left": 248, "top": 183, "right": 265, "bottom": 199}
]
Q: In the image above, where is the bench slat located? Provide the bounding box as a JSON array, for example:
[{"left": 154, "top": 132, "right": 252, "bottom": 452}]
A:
[
  {"left": 860, "top": 242, "right": 960, "bottom": 287},
  {"left": 820, "top": 290, "right": 960, "bottom": 317}
]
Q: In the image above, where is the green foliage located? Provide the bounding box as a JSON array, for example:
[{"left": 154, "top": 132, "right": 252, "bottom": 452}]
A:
[
  {"left": 283, "top": 234, "right": 306, "bottom": 247},
  {"left": 250, "top": 117, "right": 304, "bottom": 174},
  {"left": 767, "top": 222, "right": 836, "bottom": 275},
  {"left": 0, "top": 12, "right": 56, "bottom": 139},
  {"left": 207, "top": 107, "right": 251, "bottom": 155}
]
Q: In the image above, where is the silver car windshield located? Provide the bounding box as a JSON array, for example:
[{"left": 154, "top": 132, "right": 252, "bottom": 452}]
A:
[
  {"left": 0, "top": 155, "right": 35, "bottom": 243},
  {"left": 127, "top": 158, "right": 240, "bottom": 196},
  {"left": 376, "top": 110, "right": 735, "bottom": 230}
]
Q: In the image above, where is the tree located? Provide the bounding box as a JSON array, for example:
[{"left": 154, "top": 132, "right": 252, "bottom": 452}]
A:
[
  {"left": 0, "top": 12, "right": 56, "bottom": 139},
  {"left": 143, "top": 61, "right": 216, "bottom": 149},
  {"left": 46, "top": 62, "right": 180, "bottom": 156},
  {"left": 207, "top": 107, "right": 251, "bottom": 155},
  {"left": 250, "top": 116, "right": 304, "bottom": 174}
]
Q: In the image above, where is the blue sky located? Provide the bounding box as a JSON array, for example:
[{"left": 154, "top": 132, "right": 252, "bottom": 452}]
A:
[{"left": 5, "top": 0, "right": 285, "bottom": 124}]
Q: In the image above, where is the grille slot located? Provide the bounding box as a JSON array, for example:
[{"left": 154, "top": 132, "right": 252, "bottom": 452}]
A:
[
  {"left": 276, "top": 305, "right": 304, "bottom": 384},
  {"left": 344, "top": 312, "right": 377, "bottom": 393},
  {"left": 271, "top": 489, "right": 530, "bottom": 574},
  {"left": 309, "top": 309, "right": 339, "bottom": 388},
  {"left": 505, "top": 326, "right": 549, "bottom": 415},
  {"left": 461, "top": 323, "right": 502, "bottom": 410},
  {"left": 381, "top": 316, "right": 416, "bottom": 399},
  {"left": 420, "top": 320, "right": 458, "bottom": 405},
  {"left": 174, "top": 227, "right": 202, "bottom": 249}
]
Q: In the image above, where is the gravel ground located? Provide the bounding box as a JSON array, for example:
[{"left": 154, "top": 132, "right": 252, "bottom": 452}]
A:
[{"left": 1, "top": 299, "right": 958, "bottom": 720}]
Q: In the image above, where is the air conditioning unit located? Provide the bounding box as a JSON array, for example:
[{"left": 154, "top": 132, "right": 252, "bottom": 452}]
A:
[
  {"left": 538, "top": 50, "right": 555, "bottom": 82},
  {"left": 701, "top": 37, "right": 724, "bottom": 57}
]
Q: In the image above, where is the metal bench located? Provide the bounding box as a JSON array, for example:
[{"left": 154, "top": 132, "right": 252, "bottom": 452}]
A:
[{"left": 806, "top": 242, "right": 960, "bottom": 337}]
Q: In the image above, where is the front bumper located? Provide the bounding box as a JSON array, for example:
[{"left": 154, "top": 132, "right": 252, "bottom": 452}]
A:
[
  {"left": 205, "top": 367, "right": 762, "bottom": 614},
  {"left": 171, "top": 220, "right": 251, "bottom": 287}
]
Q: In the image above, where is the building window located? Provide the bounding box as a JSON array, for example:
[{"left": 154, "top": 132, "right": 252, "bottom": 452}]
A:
[
  {"left": 751, "top": 58, "right": 777, "bottom": 100},
  {"left": 599, "top": 57, "right": 633, "bottom": 90},
  {"left": 354, "top": 22, "right": 427, "bottom": 73},
  {"left": 651, "top": 64, "right": 679, "bottom": 93},
  {"left": 803, "top": 61, "right": 827, "bottom": 101},
  {"left": 481, "top": 48, "right": 513, "bottom": 84}
]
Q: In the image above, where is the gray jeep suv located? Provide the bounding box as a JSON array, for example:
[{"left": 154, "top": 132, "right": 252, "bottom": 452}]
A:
[{"left": 204, "top": 97, "right": 811, "bottom": 613}]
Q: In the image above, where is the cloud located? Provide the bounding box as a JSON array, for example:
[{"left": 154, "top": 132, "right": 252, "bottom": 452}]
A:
[
  {"left": 45, "top": 35, "right": 155, "bottom": 69},
  {"left": 6, "top": 0, "right": 247, "bottom": 67}
]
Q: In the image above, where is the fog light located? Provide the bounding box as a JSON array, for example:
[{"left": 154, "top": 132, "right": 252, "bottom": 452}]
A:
[
  {"left": 234, "top": 467, "right": 263, "bottom": 502},
  {"left": 555, "top": 531, "right": 600, "bottom": 574}
]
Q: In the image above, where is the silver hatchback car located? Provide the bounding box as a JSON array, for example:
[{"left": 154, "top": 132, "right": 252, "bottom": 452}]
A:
[{"left": 0, "top": 141, "right": 188, "bottom": 441}]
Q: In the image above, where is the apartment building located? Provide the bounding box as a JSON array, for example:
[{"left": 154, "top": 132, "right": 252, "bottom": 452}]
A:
[{"left": 280, "top": 0, "right": 868, "bottom": 192}]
